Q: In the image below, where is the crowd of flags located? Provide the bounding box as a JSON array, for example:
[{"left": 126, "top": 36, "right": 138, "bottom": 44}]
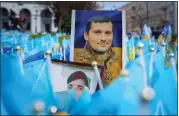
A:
[
  {"left": 1, "top": 23, "right": 178, "bottom": 115},
  {"left": 1, "top": 29, "right": 71, "bottom": 63}
]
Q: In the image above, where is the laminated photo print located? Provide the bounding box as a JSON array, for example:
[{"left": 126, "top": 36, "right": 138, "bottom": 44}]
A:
[
  {"left": 70, "top": 10, "right": 126, "bottom": 86},
  {"left": 50, "top": 59, "right": 105, "bottom": 97}
]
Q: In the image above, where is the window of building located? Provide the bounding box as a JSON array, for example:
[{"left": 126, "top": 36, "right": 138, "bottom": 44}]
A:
[
  {"left": 41, "top": 9, "right": 52, "bottom": 33},
  {"left": 0, "top": 8, "right": 9, "bottom": 29}
]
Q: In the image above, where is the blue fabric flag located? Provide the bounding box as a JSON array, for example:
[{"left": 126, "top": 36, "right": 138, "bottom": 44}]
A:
[
  {"left": 1, "top": 52, "right": 23, "bottom": 86},
  {"left": 65, "top": 46, "right": 70, "bottom": 61},
  {"left": 1, "top": 52, "right": 35, "bottom": 114},
  {"left": 74, "top": 72, "right": 141, "bottom": 115},
  {"left": 55, "top": 90, "right": 76, "bottom": 112},
  {"left": 34, "top": 37, "right": 43, "bottom": 52},
  {"left": 26, "top": 39, "right": 34, "bottom": 52},
  {"left": 52, "top": 35, "right": 58, "bottom": 44},
  {"left": 141, "top": 40, "right": 150, "bottom": 54},
  {"left": 2, "top": 46, "right": 13, "bottom": 54},
  {"left": 25, "top": 59, "right": 58, "bottom": 114},
  {"left": 125, "top": 56, "right": 146, "bottom": 93},
  {"left": 161, "top": 26, "right": 168, "bottom": 41},
  {"left": 2, "top": 53, "right": 58, "bottom": 115},
  {"left": 23, "top": 50, "right": 45, "bottom": 64},
  {"left": 141, "top": 48, "right": 165, "bottom": 86},
  {"left": 1, "top": 98, "right": 9, "bottom": 115},
  {"left": 69, "top": 90, "right": 91, "bottom": 115},
  {"left": 148, "top": 66, "right": 177, "bottom": 115},
  {"left": 150, "top": 50, "right": 165, "bottom": 88},
  {"left": 24, "top": 59, "right": 46, "bottom": 78},
  {"left": 43, "top": 35, "right": 51, "bottom": 49}
]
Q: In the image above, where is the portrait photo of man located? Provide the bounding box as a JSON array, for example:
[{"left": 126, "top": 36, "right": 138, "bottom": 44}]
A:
[
  {"left": 67, "top": 71, "right": 89, "bottom": 100},
  {"left": 54, "top": 70, "right": 91, "bottom": 112},
  {"left": 50, "top": 59, "right": 104, "bottom": 94},
  {"left": 71, "top": 10, "right": 125, "bottom": 86}
]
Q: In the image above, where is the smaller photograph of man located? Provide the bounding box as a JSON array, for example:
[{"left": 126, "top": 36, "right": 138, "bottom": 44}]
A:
[
  {"left": 54, "top": 71, "right": 91, "bottom": 113},
  {"left": 67, "top": 71, "right": 90, "bottom": 100},
  {"left": 50, "top": 60, "right": 104, "bottom": 97}
]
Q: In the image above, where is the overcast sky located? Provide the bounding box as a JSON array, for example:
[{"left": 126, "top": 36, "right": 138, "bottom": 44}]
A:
[{"left": 99, "top": 2, "right": 130, "bottom": 10}]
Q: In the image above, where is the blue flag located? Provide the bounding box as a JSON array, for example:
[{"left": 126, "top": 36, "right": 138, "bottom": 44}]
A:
[
  {"left": 141, "top": 40, "right": 150, "bottom": 54},
  {"left": 69, "top": 90, "right": 91, "bottom": 115},
  {"left": 125, "top": 56, "right": 146, "bottom": 93},
  {"left": 25, "top": 59, "right": 58, "bottom": 114},
  {"left": 2, "top": 53, "right": 58, "bottom": 115},
  {"left": 75, "top": 73, "right": 141, "bottom": 115},
  {"left": 55, "top": 90, "right": 76, "bottom": 112},
  {"left": 1, "top": 52, "right": 23, "bottom": 86},
  {"left": 1, "top": 52, "right": 35, "bottom": 114},
  {"left": 149, "top": 50, "right": 165, "bottom": 88},
  {"left": 23, "top": 50, "right": 45, "bottom": 64},
  {"left": 148, "top": 66, "right": 177, "bottom": 115},
  {"left": 1, "top": 98, "right": 9, "bottom": 115}
]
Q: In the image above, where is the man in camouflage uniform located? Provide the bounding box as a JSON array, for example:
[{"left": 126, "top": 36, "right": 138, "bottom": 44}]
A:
[{"left": 74, "top": 15, "right": 122, "bottom": 86}]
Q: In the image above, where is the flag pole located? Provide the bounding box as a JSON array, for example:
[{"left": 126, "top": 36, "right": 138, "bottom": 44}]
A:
[
  {"left": 137, "top": 42, "right": 148, "bottom": 88},
  {"left": 44, "top": 50, "right": 53, "bottom": 80},
  {"left": 137, "top": 42, "right": 155, "bottom": 115},
  {"left": 59, "top": 46, "right": 63, "bottom": 60},
  {"left": 149, "top": 47, "right": 155, "bottom": 86},
  {"left": 169, "top": 52, "right": 177, "bottom": 83},
  {"left": 44, "top": 50, "right": 57, "bottom": 98},
  {"left": 15, "top": 46, "right": 24, "bottom": 75},
  {"left": 160, "top": 41, "right": 166, "bottom": 58},
  {"left": 63, "top": 39, "right": 66, "bottom": 61},
  {"left": 91, "top": 61, "right": 104, "bottom": 91}
]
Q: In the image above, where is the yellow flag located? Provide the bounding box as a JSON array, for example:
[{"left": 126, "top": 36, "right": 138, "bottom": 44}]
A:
[{"left": 157, "top": 34, "right": 163, "bottom": 41}]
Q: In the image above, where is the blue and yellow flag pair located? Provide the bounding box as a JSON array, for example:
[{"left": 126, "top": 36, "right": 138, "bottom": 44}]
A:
[
  {"left": 141, "top": 24, "right": 150, "bottom": 40},
  {"left": 126, "top": 36, "right": 135, "bottom": 61},
  {"left": 165, "top": 25, "right": 172, "bottom": 42},
  {"left": 158, "top": 25, "right": 172, "bottom": 42}
]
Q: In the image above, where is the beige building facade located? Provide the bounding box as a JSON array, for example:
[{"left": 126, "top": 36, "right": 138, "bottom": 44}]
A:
[{"left": 120, "top": 2, "right": 174, "bottom": 33}]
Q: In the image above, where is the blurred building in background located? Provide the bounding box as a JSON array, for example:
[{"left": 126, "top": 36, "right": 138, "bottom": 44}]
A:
[
  {"left": 0, "top": 1, "right": 57, "bottom": 33},
  {"left": 119, "top": 2, "right": 174, "bottom": 32}
]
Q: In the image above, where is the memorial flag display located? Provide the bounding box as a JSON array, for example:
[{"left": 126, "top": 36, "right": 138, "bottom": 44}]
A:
[{"left": 0, "top": 8, "right": 178, "bottom": 115}]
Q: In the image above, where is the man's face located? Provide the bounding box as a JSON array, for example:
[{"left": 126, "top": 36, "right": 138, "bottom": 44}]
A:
[
  {"left": 84, "top": 22, "right": 113, "bottom": 53},
  {"left": 67, "top": 79, "right": 85, "bottom": 100}
]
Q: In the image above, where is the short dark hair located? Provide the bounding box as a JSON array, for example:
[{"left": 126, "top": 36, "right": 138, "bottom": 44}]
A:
[{"left": 85, "top": 15, "right": 112, "bottom": 33}]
